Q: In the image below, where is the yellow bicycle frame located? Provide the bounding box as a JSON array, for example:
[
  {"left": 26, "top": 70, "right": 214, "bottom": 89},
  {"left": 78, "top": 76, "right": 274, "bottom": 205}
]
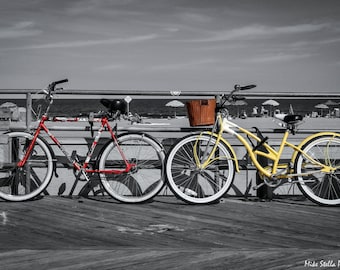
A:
[{"left": 197, "top": 114, "right": 339, "bottom": 179}]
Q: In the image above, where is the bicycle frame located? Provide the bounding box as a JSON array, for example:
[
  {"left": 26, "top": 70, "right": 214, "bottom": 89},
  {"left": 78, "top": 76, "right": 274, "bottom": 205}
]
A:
[
  {"left": 199, "top": 113, "right": 336, "bottom": 180},
  {"left": 17, "top": 115, "right": 135, "bottom": 176}
]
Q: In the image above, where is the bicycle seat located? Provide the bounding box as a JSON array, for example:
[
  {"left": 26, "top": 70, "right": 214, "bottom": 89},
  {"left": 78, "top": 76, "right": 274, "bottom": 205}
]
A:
[
  {"left": 100, "top": 99, "right": 127, "bottom": 114},
  {"left": 282, "top": 114, "right": 303, "bottom": 124}
]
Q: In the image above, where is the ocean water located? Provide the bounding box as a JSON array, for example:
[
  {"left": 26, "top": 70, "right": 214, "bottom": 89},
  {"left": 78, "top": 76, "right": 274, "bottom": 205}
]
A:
[{"left": 1, "top": 97, "right": 338, "bottom": 118}]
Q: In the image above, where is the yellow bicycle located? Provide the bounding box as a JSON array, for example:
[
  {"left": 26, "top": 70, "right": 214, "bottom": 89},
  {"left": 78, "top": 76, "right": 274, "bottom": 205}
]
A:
[{"left": 165, "top": 85, "right": 340, "bottom": 205}]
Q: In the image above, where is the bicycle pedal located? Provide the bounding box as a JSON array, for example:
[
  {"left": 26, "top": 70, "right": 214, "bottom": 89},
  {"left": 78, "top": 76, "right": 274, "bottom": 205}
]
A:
[
  {"left": 252, "top": 182, "right": 265, "bottom": 190},
  {"left": 74, "top": 170, "right": 89, "bottom": 181}
]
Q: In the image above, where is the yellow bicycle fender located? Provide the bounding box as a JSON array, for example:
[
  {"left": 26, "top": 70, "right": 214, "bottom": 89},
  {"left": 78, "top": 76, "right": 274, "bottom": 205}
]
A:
[
  {"left": 291, "top": 132, "right": 340, "bottom": 163},
  {"left": 203, "top": 131, "right": 240, "bottom": 172}
]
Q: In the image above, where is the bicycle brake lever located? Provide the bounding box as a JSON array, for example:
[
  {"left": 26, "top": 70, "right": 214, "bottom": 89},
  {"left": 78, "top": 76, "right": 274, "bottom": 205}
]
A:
[{"left": 35, "top": 88, "right": 49, "bottom": 96}]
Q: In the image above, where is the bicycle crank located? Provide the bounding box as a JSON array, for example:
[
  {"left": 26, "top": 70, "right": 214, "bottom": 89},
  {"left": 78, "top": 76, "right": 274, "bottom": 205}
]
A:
[
  {"left": 263, "top": 176, "right": 282, "bottom": 188},
  {"left": 73, "top": 168, "right": 90, "bottom": 182}
]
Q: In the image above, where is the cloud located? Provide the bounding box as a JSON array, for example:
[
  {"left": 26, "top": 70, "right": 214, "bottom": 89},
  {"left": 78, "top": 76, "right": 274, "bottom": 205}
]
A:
[
  {"left": 291, "top": 37, "right": 340, "bottom": 47},
  {"left": 94, "top": 64, "right": 127, "bottom": 71},
  {"left": 0, "top": 21, "right": 42, "bottom": 39},
  {"left": 148, "top": 58, "right": 219, "bottom": 71},
  {"left": 248, "top": 52, "right": 313, "bottom": 63},
  {"left": 177, "top": 11, "right": 213, "bottom": 24},
  {"left": 9, "top": 34, "right": 158, "bottom": 50},
  {"left": 187, "top": 23, "right": 329, "bottom": 42}
]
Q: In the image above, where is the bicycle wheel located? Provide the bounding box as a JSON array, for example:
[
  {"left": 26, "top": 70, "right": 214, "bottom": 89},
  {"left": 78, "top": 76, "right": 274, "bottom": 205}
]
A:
[
  {"left": 166, "top": 133, "right": 236, "bottom": 204},
  {"left": 0, "top": 132, "right": 53, "bottom": 201},
  {"left": 98, "top": 133, "right": 165, "bottom": 203},
  {"left": 294, "top": 134, "right": 340, "bottom": 206}
]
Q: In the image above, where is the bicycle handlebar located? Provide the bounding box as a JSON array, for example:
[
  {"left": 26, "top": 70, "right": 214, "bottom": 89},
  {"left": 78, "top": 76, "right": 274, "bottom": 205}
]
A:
[
  {"left": 236, "top": 84, "right": 256, "bottom": 91},
  {"left": 42, "top": 78, "right": 69, "bottom": 98},
  {"left": 53, "top": 79, "right": 69, "bottom": 85},
  {"left": 51, "top": 79, "right": 68, "bottom": 85},
  {"left": 218, "top": 84, "right": 256, "bottom": 109},
  {"left": 35, "top": 79, "right": 69, "bottom": 116},
  {"left": 48, "top": 79, "right": 68, "bottom": 92},
  {"left": 228, "top": 84, "right": 256, "bottom": 98}
]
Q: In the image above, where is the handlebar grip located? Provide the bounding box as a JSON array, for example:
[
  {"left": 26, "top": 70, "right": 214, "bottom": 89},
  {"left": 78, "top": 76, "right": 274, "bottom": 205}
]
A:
[
  {"left": 240, "top": 84, "right": 256, "bottom": 90},
  {"left": 53, "top": 79, "right": 68, "bottom": 85}
]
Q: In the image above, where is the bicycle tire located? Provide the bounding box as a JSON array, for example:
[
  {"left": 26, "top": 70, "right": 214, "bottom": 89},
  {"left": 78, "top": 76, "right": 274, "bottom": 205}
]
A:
[
  {"left": 0, "top": 132, "right": 53, "bottom": 201},
  {"left": 294, "top": 134, "right": 340, "bottom": 206},
  {"left": 98, "top": 133, "right": 165, "bottom": 203},
  {"left": 165, "top": 133, "right": 236, "bottom": 204}
]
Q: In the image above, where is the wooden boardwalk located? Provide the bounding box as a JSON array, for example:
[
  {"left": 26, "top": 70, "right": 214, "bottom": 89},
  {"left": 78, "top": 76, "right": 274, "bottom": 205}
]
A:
[{"left": 0, "top": 195, "right": 339, "bottom": 270}]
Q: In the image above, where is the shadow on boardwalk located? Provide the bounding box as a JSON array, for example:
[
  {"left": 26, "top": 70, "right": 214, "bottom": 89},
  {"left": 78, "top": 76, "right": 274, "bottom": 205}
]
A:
[{"left": 0, "top": 196, "right": 339, "bottom": 269}]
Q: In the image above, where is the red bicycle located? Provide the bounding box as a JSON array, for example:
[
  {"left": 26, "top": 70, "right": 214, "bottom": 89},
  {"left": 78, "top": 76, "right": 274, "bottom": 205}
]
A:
[{"left": 0, "top": 79, "right": 165, "bottom": 202}]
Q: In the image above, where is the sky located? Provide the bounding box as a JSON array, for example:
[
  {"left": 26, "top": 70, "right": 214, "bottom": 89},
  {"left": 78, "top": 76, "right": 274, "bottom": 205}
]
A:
[{"left": 0, "top": 0, "right": 340, "bottom": 93}]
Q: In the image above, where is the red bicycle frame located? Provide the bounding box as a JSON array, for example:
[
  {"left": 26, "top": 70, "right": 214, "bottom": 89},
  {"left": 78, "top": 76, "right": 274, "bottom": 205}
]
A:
[{"left": 17, "top": 115, "right": 135, "bottom": 175}]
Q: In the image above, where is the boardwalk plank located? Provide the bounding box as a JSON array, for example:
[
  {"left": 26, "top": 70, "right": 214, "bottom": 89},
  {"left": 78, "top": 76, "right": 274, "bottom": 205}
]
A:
[{"left": 0, "top": 196, "right": 339, "bottom": 269}]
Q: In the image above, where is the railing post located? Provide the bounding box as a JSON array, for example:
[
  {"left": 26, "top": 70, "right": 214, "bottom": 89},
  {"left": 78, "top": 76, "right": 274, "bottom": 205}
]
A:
[{"left": 26, "top": 93, "right": 32, "bottom": 131}]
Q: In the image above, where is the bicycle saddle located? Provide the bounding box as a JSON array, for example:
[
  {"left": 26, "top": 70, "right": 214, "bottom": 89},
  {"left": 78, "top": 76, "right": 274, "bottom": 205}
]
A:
[
  {"left": 282, "top": 114, "right": 303, "bottom": 124},
  {"left": 100, "top": 99, "right": 127, "bottom": 114}
]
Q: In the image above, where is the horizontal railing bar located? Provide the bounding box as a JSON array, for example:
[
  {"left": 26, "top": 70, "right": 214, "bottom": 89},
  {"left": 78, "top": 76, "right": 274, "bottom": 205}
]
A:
[
  {"left": 1, "top": 89, "right": 340, "bottom": 99},
  {"left": 10, "top": 124, "right": 340, "bottom": 133}
]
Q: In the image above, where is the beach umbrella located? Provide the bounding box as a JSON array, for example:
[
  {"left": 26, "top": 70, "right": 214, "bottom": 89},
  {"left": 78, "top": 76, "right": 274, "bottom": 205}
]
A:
[
  {"left": 262, "top": 99, "right": 279, "bottom": 106},
  {"left": 262, "top": 99, "right": 279, "bottom": 116},
  {"left": 324, "top": 100, "right": 338, "bottom": 106},
  {"left": 165, "top": 100, "right": 184, "bottom": 117},
  {"left": 314, "top": 103, "right": 328, "bottom": 109},
  {"left": 166, "top": 100, "right": 184, "bottom": 107},
  {"left": 315, "top": 103, "right": 329, "bottom": 116},
  {"left": 224, "top": 100, "right": 248, "bottom": 106},
  {"left": 0, "top": 102, "right": 17, "bottom": 108},
  {"left": 223, "top": 100, "right": 248, "bottom": 117},
  {"left": 324, "top": 100, "right": 338, "bottom": 117}
]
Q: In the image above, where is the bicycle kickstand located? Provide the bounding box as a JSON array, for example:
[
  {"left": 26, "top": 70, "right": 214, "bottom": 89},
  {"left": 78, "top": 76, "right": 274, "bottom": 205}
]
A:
[{"left": 68, "top": 169, "right": 90, "bottom": 197}]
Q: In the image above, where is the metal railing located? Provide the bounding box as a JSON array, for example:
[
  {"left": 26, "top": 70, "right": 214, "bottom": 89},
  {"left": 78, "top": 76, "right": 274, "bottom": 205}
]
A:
[
  {"left": 1, "top": 89, "right": 340, "bottom": 198},
  {"left": 2, "top": 88, "right": 340, "bottom": 97},
  {"left": 1, "top": 88, "right": 340, "bottom": 129}
]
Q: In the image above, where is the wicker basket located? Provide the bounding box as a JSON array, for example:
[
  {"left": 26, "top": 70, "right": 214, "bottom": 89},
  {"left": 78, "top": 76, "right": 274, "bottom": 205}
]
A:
[{"left": 186, "top": 99, "right": 216, "bottom": 126}]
